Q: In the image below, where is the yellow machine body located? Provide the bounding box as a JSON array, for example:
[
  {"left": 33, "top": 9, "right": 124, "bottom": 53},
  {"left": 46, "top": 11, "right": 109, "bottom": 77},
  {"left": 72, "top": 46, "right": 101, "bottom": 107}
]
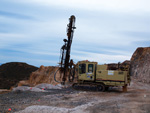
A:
[{"left": 76, "top": 60, "right": 130, "bottom": 91}]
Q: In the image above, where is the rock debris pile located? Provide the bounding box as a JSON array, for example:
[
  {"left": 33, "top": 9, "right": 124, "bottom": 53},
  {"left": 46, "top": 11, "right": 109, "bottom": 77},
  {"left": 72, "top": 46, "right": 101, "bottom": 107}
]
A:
[
  {"left": 12, "top": 83, "right": 62, "bottom": 92},
  {"left": 130, "top": 47, "right": 150, "bottom": 83},
  {"left": 0, "top": 62, "right": 38, "bottom": 89}
]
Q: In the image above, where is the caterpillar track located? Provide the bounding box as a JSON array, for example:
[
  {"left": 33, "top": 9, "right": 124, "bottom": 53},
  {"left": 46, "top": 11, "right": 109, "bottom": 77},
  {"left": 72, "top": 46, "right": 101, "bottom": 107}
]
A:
[{"left": 72, "top": 83, "right": 108, "bottom": 92}]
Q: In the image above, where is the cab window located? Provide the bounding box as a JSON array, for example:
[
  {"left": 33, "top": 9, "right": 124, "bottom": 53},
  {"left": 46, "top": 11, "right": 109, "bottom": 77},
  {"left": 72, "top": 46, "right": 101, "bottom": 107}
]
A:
[
  {"left": 88, "top": 64, "right": 93, "bottom": 73},
  {"left": 79, "top": 64, "right": 86, "bottom": 74}
]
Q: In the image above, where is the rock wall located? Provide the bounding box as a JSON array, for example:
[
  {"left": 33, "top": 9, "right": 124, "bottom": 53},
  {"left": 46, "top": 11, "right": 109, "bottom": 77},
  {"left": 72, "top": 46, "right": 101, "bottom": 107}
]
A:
[{"left": 130, "top": 47, "right": 150, "bottom": 83}]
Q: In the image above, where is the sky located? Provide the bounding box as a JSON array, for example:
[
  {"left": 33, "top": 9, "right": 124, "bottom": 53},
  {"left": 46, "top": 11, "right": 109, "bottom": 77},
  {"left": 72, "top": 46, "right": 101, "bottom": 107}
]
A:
[{"left": 0, "top": 0, "right": 150, "bottom": 67}]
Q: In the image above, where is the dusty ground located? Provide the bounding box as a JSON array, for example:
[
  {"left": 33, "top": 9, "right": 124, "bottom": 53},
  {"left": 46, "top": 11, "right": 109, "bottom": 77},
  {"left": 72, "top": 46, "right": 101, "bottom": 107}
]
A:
[{"left": 0, "top": 78, "right": 150, "bottom": 113}]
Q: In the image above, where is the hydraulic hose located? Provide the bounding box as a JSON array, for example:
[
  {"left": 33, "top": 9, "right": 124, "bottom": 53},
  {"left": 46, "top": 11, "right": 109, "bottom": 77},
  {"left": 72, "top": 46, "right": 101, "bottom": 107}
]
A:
[{"left": 54, "top": 68, "right": 61, "bottom": 83}]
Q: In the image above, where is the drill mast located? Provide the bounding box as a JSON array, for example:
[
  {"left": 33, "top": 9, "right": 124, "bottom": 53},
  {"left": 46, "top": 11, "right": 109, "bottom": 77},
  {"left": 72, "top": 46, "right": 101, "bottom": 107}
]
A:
[{"left": 59, "top": 15, "right": 76, "bottom": 84}]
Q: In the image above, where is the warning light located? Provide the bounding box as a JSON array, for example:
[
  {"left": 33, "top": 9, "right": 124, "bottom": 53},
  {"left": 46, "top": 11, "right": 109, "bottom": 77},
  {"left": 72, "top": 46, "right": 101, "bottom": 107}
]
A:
[
  {"left": 8, "top": 108, "right": 11, "bottom": 111},
  {"left": 38, "top": 99, "right": 40, "bottom": 102},
  {"left": 42, "top": 88, "right": 44, "bottom": 90},
  {"left": 30, "top": 88, "right": 32, "bottom": 89}
]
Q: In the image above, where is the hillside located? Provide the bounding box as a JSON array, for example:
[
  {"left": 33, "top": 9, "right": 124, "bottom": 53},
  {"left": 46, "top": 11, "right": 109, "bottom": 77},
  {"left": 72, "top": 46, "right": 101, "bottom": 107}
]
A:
[{"left": 0, "top": 62, "right": 38, "bottom": 89}]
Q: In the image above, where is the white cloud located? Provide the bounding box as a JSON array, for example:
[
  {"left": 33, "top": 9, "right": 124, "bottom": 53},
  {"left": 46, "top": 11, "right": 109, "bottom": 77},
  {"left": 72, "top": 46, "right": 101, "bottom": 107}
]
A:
[
  {"left": 0, "top": 33, "right": 24, "bottom": 38},
  {"left": 72, "top": 50, "right": 131, "bottom": 64},
  {"left": 0, "top": 54, "right": 57, "bottom": 66},
  {"left": 15, "top": 0, "right": 150, "bottom": 13},
  {"left": 0, "top": 0, "right": 150, "bottom": 66},
  {"left": 0, "top": 33, "right": 26, "bottom": 48}
]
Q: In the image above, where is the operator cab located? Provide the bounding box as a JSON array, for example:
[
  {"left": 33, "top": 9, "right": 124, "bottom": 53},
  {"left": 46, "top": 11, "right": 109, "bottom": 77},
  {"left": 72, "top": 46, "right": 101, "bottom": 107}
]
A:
[{"left": 77, "top": 60, "right": 97, "bottom": 81}]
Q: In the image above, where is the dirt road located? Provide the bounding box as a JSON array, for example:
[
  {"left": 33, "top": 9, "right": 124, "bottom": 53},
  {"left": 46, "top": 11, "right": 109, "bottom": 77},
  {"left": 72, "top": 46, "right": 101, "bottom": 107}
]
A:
[{"left": 0, "top": 78, "right": 150, "bottom": 113}]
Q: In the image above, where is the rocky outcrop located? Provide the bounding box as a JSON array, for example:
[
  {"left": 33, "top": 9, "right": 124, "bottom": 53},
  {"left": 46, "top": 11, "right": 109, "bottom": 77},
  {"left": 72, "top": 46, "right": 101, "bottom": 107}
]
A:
[
  {"left": 130, "top": 47, "right": 150, "bottom": 83},
  {"left": 0, "top": 62, "right": 38, "bottom": 89}
]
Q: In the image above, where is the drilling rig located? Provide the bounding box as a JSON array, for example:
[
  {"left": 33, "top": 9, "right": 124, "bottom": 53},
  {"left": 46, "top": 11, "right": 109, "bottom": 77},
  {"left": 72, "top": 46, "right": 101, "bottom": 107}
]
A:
[
  {"left": 59, "top": 15, "right": 76, "bottom": 85},
  {"left": 56, "top": 15, "right": 130, "bottom": 92}
]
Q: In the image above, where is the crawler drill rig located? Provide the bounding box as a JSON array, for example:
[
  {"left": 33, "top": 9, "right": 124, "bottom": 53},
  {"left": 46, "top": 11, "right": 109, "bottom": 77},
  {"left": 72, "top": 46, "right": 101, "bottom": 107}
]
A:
[{"left": 57, "top": 15, "right": 130, "bottom": 92}]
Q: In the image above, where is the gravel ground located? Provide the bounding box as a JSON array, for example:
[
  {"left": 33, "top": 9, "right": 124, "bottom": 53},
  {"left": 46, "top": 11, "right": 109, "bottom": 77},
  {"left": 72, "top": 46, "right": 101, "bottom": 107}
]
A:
[
  {"left": 0, "top": 88, "right": 78, "bottom": 113},
  {"left": 0, "top": 79, "right": 150, "bottom": 113}
]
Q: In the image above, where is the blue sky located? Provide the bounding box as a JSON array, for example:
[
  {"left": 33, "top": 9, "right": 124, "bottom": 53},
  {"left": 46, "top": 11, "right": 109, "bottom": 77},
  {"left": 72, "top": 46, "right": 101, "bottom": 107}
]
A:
[{"left": 0, "top": 0, "right": 150, "bottom": 66}]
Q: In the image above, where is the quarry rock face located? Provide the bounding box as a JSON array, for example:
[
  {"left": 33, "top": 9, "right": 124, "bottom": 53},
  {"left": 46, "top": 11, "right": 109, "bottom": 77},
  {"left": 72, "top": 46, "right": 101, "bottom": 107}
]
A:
[
  {"left": 0, "top": 62, "right": 38, "bottom": 89},
  {"left": 130, "top": 47, "right": 150, "bottom": 83}
]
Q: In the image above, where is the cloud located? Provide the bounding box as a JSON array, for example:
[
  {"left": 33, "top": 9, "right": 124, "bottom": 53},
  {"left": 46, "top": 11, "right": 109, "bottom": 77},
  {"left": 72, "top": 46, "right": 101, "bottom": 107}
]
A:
[
  {"left": 131, "top": 40, "right": 150, "bottom": 47},
  {"left": 72, "top": 50, "right": 131, "bottom": 64},
  {"left": 0, "top": 10, "right": 33, "bottom": 20},
  {"left": 0, "top": 0, "right": 150, "bottom": 66},
  {"left": 14, "top": 0, "right": 150, "bottom": 13},
  {"left": 0, "top": 54, "right": 57, "bottom": 66},
  {"left": 0, "top": 33, "right": 26, "bottom": 48}
]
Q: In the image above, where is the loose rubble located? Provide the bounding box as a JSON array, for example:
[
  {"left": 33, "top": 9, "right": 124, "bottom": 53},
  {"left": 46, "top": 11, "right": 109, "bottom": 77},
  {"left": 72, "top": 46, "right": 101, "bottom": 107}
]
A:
[
  {"left": 35, "top": 83, "right": 62, "bottom": 90},
  {"left": 12, "top": 83, "right": 63, "bottom": 92},
  {"left": 0, "top": 78, "right": 150, "bottom": 113},
  {"left": 12, "top": 86, "right": 46, "bottom": 92}
]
